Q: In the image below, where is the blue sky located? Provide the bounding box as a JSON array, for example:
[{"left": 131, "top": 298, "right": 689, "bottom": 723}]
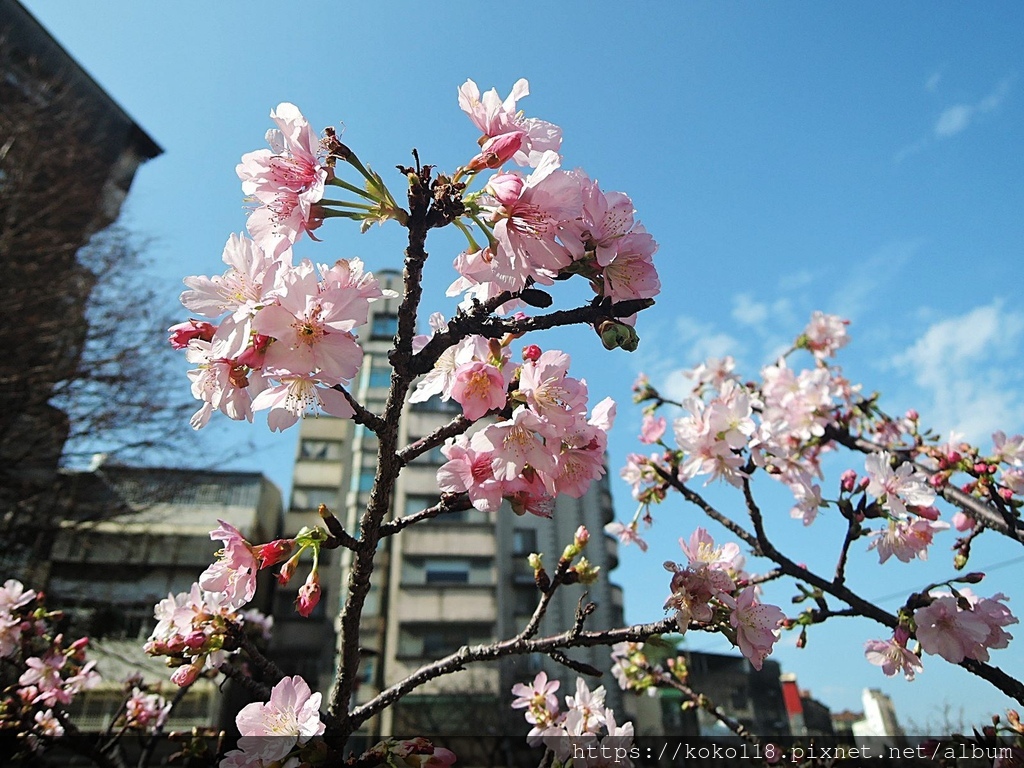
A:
[{"left": 24, "top": 0, "right": 1024, "bottom": 731}]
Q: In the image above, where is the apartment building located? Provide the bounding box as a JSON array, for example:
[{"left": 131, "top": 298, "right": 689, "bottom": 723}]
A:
[
  {"left": 277, "top": 270, "right": 626, "bottom": 748},
  {"left": 46, "top": 465, "right": 283, "bottom": 733}
]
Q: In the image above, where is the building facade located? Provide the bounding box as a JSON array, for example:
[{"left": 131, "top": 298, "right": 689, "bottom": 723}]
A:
[
  {"left": 277, "top": 271, "right": 626, "bottom": 750},
  {"left": 47, "top": 466, "right": 283, "bottom": 733},
  {"left": 0, "top": 0, "right": 162, "bottom": 579}
]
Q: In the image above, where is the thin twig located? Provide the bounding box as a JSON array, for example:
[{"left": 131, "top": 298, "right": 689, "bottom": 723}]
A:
[
  {"left": 378, "top": 494, "right": 473, "bottom": 537},
  {"left": 396, "top": 415, "right": 472, "bottom": 464},
  {"left": 348, "top": 618, "right": 678, "bottom": 728}
]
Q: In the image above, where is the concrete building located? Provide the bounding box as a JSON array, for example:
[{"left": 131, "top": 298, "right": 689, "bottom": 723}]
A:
[
  {"left": 851, "top": 688, "right": 906, "bottom": 750},
  {"left": 277, "top": 270, "right": 626, "bottom": 749},
  {"left": 779, "top": 673, "right": 834, "bottom": 739},
  {"left": 46, "top": 466, "right": 283, "bottom": 732},
  {"left": 0, "top": 0, "right": 162, "bottom": 579},
  {"left": 629, "top": 649, "right": 792, "bottom": 744}
]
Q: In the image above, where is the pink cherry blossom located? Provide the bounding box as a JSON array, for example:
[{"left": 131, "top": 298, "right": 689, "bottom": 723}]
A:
[
  {"left": 639, "top": 413, "right": 666, "bottom": 444},
  {"left": 198, "top": 520, "right": 259, "bottom": 611},
  {"left": 234, "top": 675, "right": 325, "bottom": 763},
  {"left": 480, "top": 152, "right": 581, "bottom": 292},
  {"left": 864, "top": 451, "right": 936, "bottom": 517},
  {"left": 864, "top": 635, "right": 924, "bottom": 680},
  {"left": 450, "top": 361, "right": 507, "bottom": 420},
  {"left": 724, "top": 587, "right": 784, "bottom": 671},
  {"left": 250, "top": 374, "right": 355, "bottom": 431},
  {"left": 914, "top": 595, "right": 990, "bottom": 663},
  {"left": 993, "top": 431, "right": 1024, "bottom": 467},
  {"left": 511, "top": 671, "right": 560, "bottom": 719},
  {"left": 458, "top": 78, "right": 561, "bottom": 167},
  {"left": 604, "top": 521, "right": 649, "bottom": 552},
  {"left": 802, "top": 311, "right": 849, "bottom": 359},
  {"left": 867, "top": 517, "right": 950, "bottom": 564},
  {"left": 237, "top": 103, "right": 329, "bottom": 254}
]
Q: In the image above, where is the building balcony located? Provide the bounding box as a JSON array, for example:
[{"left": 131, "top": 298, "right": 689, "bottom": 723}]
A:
[
  {"left": 394, "top": 587, "right": 497, "bottom": 623},
  {"left": 401, "top": 528, "right": 496, "bottom": 557}
]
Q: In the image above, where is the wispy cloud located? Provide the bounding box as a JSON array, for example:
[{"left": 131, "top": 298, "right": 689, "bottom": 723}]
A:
[
  {"left": 896, "top": 75, "right": 1014, "bottom": 160},
  {"left": 925, "top": 71, "right": 942, "bottom": 93},
  {"left": 933, "top": 77, "right": 1011, "bottom": 138},
  {"left": 639, "top": 315, "right": 744, "bottom": 403},
  {"left": 890, "top": 299, "right": 1024, "bottom": 442}
]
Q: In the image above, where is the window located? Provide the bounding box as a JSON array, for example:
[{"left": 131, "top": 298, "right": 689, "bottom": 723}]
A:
[
  {"left": 402, "top": 495, "right": 489, "bottom": 524},
  {"left": 355, "top": 470, "right": 375, "bottom": 494},
  {"left": 398, "top": 624, "right": 493, "bottom": 658},
  {"left": 371, "top": 313, "right": 399, "bottom": 340},
  {"left": 512, "top": 528, "right": 538, "bottom": 556},
  {"left": 291, "top": 486, "right": 340, "bottom": 512},
  {"left": 424, "top": 558, "right": 471, "bottom": 584},
  {"left": 299, "top": 439, "right": 344, "bottom": 461},
  {"left": 367, "top": 362, "right": 392, "bottom": 389},
  {"left": 408, "top": 439, "right": 446, "bottom": 466},
  {"left": 410, "top": 395, "right": 461, "bottom": 414}
]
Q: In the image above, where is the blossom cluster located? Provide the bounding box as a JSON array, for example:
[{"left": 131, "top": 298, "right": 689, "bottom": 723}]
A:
[
  {"left": 145, "top": 521, "right": 320, "bottom": 684},
  {"left": 449, "top": 80, "right": 660, "bottom": 315},
  {"left": 172, "top": 244, "right": 390, "bottom": 431},
  {"left": 620, "top": 313, "right": 1022, "bottom": 688},
  {"left": 512, "top": 672, "right": 635, "bottom": 767},
  {"left": 0, "top": 581, "right": 100, "bottom": 754},
  {"left": 663, "top": 529, "right": 784, "bottom": 670},
  {"left": 431, "top": 341, "right": 616, "bottom": 516}
]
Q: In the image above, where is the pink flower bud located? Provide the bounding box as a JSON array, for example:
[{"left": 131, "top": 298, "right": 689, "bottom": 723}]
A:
[
  {"left": 486, "top": 172, "right": 524, "bottom": 205},
  {"left": 974, "top": 462, "right": 988, "bottom": 475},
  {"left": 167, "top": 320, "right": 216, "bottom": 350},
  {"left": 236, "top": 333, "right": 272, "bottom": 369},
  {"left": 1000, "top": 487, "right": 1015, "bottom": 501},
  {"left": 466, "top": 131, "right": 525, "bottom": 172},
  {"left": 521, "top": 344, "right": 542, "bottom": 362},
  {"left": 894, "top": 625, "right": 911, "bottom": 646},
  {"left": 858, "top": 477, "right": 870, "bottom": 491},
  {"left": 929, "top": 473, "right": 947, "bottom": 488},
  {"left": 170, "top": 663, "right": 201, "bottom": 687},
  {"left": 183, "top": 631, "right": 207, "bottom": 651},
  {"left": 959, "top": 571, "right": 985, "bottom": 583},
  {"left": 947, "top": 450, "right": 962, "bottom": 464},
  {"left": 574, "top": 526, "right": 590, "bottom": 546},
  {"left": 253, "top": 539, "right": 296, "bottom": 569},
  {"left": 840, "top": 469, "right": 858, "bottom": 492},
  {"left": 905, "top": 409, "right": 919, "bottom": 421},
  {"left": 915, "top": 506, "right": 940, "bottom": 521},
  {"left": 166, "top": 636, "right": 186, "bottom": 654},
  {"left": 68, "top": 637, "right": 90, "bottom": 652},
  {"left": 296, "top": 573, "right": 321, "bottom": 618},
  {"left": 278, "top": 558, "right": 297, "bottom": 586}
]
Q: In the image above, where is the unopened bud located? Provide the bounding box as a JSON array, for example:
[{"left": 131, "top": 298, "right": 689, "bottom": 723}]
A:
[
  {"left": 522, "top": 344, "right": 542, "bottom": 362},
  {"left": 183, "top": 631, "right": 207, "bottom": 651},
  {"left": 574, "top": 526, "right": 590, "bottom": 547},
  {"left": 253, "top": 539, "right": 296, "bottom": 569},
  {"left": 527, "top": 553, "right": 543, "bottom": 571},
  {"left": 573, "top": 557, "right": 600, "bottom": 585},
  {"left": 597, "top": 321, "right": 640, "bottom": 352},
  {"left": 840, "top": 469, "right": 858, "bottom": 492},
  {"left": 170, "top": 662, "right": 201, "bottom": 687},
  {"left": 278, "top": 557, "right": 298, "bottom": 586},
  {"left": 905, "top": 409, "right": 919, "bottom": 421},
  {"left": 296, "top": 572, "right": 321, "bottom": 618},
  {"left": 959, "top": 572, "right": 985, "bottom": 584},
  {"left": 954, "top": 553, "right": 968, "bottom": 570}
]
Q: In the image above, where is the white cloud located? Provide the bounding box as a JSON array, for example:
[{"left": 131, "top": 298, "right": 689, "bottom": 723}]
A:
[
  {"left": 932, "top": 76, "right": 1013, "bottom": 139},
  {"left": 732, "top": 292, "right": 769, "bottom": 326},
  {"left": 934, "top": 104, "right": 973, "bottom": 137},
  {"left": 925, "top": 71, "right": 942, "bottom": 93},
  {"left": 891, "top": 300, "right": 1024, "bottom": 442}
]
